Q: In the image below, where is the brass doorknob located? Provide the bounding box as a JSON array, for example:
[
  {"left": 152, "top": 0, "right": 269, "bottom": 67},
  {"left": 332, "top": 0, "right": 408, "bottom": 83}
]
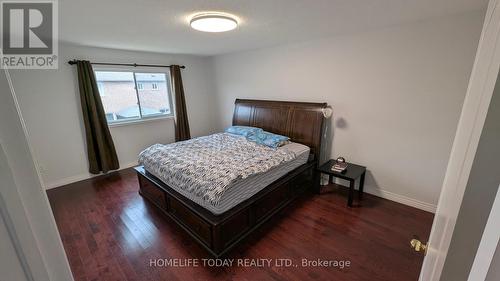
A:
[{"left": 410, "top": 238, "right": 427, "bottom": 254}]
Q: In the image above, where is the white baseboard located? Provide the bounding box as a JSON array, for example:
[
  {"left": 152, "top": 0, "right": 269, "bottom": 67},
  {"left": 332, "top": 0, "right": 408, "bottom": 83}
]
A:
[
  {"left": 363, "top": 185, "right": 437, "bottom": 213},
  {"left": 44, "top": 162, "right": 138, "bottom": 190},
  {"left": 328, "top": 177, "right": 437, "bottom": 213}
]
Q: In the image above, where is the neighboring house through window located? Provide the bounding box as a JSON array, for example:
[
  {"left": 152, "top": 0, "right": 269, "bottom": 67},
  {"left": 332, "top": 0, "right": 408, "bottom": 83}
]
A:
[{"left": 94, "top": 70, "right": 173, "bottom": 124}]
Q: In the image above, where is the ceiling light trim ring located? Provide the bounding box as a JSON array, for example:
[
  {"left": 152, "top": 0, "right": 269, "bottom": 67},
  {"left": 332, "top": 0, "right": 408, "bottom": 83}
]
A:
[{"left": 190, "top": 13, "right": 238, "bottom": 32}]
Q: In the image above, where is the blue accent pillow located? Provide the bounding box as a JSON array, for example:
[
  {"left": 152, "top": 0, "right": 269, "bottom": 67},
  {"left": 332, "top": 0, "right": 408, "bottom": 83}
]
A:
[
  {"left": 225, "top": 126, "right": 263, "bottom": 137},
  {"left": 247, "top": 131, "right": 290, "bottom": 148}
]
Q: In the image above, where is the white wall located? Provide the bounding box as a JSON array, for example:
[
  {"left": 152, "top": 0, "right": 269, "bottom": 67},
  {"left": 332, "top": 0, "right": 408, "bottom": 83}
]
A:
[
  {"left": 211, "top": 12, "right": 485, "bottom": 211},
  {"left": 9, "top": 44, "right": 218, "bottom": 189}
]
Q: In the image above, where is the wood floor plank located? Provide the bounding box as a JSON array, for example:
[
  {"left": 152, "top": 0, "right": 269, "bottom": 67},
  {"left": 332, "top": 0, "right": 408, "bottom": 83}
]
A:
[{"left": 47, "top": 168, "right": 433, "bottom": 281}]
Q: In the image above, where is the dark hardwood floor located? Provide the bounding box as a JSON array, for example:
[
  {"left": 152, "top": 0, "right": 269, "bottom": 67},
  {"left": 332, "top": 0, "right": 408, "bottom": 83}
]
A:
[{"left": 47, "top": 168, "right": 434, "bottom": 281}]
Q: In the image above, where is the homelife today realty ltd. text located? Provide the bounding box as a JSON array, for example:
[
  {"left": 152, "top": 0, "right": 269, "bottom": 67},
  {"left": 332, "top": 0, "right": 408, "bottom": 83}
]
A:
[{"left": 149, "top": 258, "right": 351, "bottom": 269}]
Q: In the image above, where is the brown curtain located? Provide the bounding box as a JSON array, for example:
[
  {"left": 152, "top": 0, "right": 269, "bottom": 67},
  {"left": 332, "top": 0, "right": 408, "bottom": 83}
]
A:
[
  {"left": 170, "top": 65, "right": 191, "bottom": 141},
  {"left": 76, "top": 60, "right": 119, "bottom": 174}
]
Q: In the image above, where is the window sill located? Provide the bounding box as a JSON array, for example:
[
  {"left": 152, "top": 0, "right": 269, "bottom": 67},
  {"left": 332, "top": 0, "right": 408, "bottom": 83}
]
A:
[{"left": 108, "top": 115, "right": 174, "bottom": 128}]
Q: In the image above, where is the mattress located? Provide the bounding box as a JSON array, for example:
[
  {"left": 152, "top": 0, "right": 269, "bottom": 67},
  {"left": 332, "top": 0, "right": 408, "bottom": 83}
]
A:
[{"left": 145, "top": 141, "right": 310, "bottom": 215}]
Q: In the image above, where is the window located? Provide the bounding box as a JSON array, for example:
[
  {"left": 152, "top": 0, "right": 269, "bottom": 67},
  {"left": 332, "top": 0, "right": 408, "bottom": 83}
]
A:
[
  {"left": 151, "top": 82, "right": 159, "bottom": 90},
  {"left": 94, "top": 70, "right": 173, "bottom": 124}
]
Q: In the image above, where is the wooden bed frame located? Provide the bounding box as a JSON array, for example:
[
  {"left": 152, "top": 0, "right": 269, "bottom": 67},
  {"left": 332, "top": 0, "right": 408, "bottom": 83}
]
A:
[{"left": 135, "top": 99, "right": 327, "bottom": 257}]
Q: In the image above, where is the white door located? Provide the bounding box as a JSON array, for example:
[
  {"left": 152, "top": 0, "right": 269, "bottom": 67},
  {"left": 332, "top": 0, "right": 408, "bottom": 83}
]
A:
[{"left": 419, "top": 0, "right": 500, "bottom": 280}]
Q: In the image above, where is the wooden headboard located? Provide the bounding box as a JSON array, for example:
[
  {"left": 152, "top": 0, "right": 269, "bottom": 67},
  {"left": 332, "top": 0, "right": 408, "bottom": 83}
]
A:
[{"left": 232, "top": 99, "right": 327, "bottom": 161}]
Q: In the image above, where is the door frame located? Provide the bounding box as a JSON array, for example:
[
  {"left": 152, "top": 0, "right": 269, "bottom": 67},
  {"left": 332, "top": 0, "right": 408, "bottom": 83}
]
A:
[
  {"left": 0, "top": 66, "right": 74, "bottom": 280},
  {"left": 419, "top": 0, "right": 500, "bottom": 280},
  {"left": 0, "top": 142, "right": 36, "bottom": 281}
]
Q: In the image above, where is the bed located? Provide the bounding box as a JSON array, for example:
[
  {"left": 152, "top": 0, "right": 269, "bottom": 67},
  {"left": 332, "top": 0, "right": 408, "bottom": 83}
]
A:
[{"left": 135, "top": 99, "right": 327, "bottom": 257}]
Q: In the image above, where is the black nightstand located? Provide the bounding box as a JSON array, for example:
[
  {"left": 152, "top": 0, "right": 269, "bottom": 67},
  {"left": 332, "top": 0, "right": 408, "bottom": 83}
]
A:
[{"left": 317, "top": 160, "right": 367, "bottom": 207}]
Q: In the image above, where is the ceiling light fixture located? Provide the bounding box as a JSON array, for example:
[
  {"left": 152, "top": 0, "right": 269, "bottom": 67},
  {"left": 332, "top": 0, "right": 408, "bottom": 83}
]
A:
[{"left": 190, "top": 13, "right": 238, "bottom": 32}]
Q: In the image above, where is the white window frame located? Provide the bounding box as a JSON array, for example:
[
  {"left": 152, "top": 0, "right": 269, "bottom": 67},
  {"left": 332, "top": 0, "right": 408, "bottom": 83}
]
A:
[
  {"left": 97, "top": 81, "right": 106, "bottom": 96},
  {"left": 93, "top": 66, "right": 174, "bottom": 126}
]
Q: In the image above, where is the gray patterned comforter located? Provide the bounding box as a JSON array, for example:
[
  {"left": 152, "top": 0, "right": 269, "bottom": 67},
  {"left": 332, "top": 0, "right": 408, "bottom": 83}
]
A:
[{"left": 138, "top": 133, "right": 297, "bottom": 206}]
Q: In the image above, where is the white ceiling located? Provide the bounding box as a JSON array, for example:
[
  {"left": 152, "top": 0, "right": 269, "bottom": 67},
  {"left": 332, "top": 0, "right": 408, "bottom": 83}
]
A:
[{"left": 60, "top": 0, "right": 487, "bottom": 56}]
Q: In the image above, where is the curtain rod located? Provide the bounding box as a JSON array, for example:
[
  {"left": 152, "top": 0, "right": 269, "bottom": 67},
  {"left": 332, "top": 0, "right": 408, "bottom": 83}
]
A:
[{"left": 67, "top": 59, "right": 185, "bottom": 69}]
